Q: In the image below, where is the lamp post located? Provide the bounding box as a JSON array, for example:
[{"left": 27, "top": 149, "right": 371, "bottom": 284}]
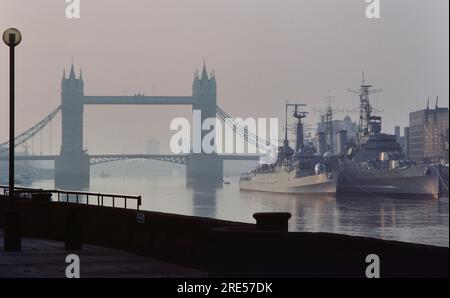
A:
[{"left": 3, "top": 28, "right": 22, "bottom": 251}]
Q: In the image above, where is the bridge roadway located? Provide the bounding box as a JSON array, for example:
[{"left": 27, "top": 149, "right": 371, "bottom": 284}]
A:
[
  {"left": 0, "top": 154, "right": 260, "bottom": 165},
  {"left": 83, "top": 95, "right": 195, "bottom": 105}
]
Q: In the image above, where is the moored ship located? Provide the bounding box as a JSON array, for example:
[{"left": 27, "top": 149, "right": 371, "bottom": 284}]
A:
[
  {"left": 336, "top": 80, "right": 440, "bottom": 199},
  {"left": 240, "top": 77, "right": 440, "bottom": 199},
  {"left": 240, "top": 104, "right": 339, "bottom": 195}
]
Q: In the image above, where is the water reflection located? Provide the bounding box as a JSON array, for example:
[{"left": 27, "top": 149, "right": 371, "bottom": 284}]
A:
[
  {"left": 187, "top": 181, "right": 219, "bottom": 219},
  {"left": 334, "top": 196, "right": 448, "bottom": 244},
  {"left": 28, "top": 175, "right": 449, "bottom": 247}
]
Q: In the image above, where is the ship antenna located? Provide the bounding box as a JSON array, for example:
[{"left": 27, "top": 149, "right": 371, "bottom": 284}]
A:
[
  {"left": 326, "top": 94, "right": 334, "bottom": 153},
  {"left": 285, "top": 99, "right": 288, "bottom": 143}
]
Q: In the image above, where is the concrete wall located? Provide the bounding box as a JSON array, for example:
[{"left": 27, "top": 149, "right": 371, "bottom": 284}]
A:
[{"left": 0, "top": 198, "right": 448, "bottom": 277}]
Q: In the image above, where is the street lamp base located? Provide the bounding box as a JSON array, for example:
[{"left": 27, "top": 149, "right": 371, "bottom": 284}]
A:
[{"left": 4, "top": 210, "right": 21, "bottom": 251}]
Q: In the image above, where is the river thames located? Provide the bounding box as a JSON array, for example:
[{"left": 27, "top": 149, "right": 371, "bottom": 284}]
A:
[{"left": 29, "top": 172, "right": 449, "bottom": 248}]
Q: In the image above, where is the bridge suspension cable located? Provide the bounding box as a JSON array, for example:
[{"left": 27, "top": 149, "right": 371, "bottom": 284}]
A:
[
  {"left": 0, "top": 105, "right": 61, "bottom": 153},
  {"left": 215, "top": 106, "right": 278, "bottom": 153}
]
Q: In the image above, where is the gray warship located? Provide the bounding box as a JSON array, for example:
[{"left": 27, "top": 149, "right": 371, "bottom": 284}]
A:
[
  {"left": 336, "top": 81, "right": 440, "bottom": 199},
  {"left": 240, "top": 79, "right": 440, "bottom": 199}
]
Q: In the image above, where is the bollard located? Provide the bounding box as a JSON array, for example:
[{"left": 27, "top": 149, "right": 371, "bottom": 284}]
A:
[
  {"left": 253, "top": 212, "right": 291, "bottom": 232},
  {"left": 65, "top": 208, "right": 82, "bottom": 250},
  {"left": 31, "top": 192, "right": 52, "bottom": 203}
]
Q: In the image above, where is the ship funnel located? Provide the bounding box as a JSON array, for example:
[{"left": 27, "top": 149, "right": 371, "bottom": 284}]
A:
[
  {"left": 336, "top": 130, "right": 348, "bottom": 155},
  {"left": 316, "top": 132, "right": 327, "bottom": 156}
]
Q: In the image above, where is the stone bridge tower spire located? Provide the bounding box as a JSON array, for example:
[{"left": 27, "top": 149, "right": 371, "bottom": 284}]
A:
[
  {"left": 188, "top": 62, "right": 222, "bottom": 185},
  {"left": 55, "top": 64, "right": 90, "bottom": 189},
  {"left": 192, "top": 62, "right": 217, "bottom": 146}
]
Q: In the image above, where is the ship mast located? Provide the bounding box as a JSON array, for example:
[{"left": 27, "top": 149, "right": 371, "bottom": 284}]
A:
[
  {"left": 315, "top": 94, "right": 342, "bottom": 154},
  {"left": 349, "top": 72, "right": 382, "bottom": 141},
  {"left": 286, "top": 103, "right": 307, "bottom": 153},
  {"left": 293, "top": 105, "right": 308, "bottom": 153},
  {"left": 325, "top": 96, "right": 334, "bottom": 153}
]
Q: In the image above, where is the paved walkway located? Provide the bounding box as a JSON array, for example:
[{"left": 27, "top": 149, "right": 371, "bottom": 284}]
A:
[{"left": 0, "top": 230, "right": 206, "bottom": 278}]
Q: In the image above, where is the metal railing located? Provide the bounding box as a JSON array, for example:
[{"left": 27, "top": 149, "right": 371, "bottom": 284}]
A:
[{"left": 0, "top": 185, "right": 142, "bottom": 210}]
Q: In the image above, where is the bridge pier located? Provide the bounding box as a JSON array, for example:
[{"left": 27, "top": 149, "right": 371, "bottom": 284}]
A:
[
  {"left": 186, "top": 153, "right": 223, "bottom": 186},
  {"left": 55, "top": 152, "right": 90, "bottom": 189}
]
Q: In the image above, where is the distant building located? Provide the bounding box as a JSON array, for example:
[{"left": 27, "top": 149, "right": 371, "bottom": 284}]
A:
[
  {"left": 406, "top": 99, "right": 449, "bottom": 163},
  {"left": 316, "top": 115, "right": 358, "bottom": 152},
  {"left": 145, "top": 138, "right": 160, "bottom": 154},
  {"left": 404, "top": 127, "right": 410, "bottom": 157},
  {"left": 394, "top": 126, "right": 407, "bottom": 153}
]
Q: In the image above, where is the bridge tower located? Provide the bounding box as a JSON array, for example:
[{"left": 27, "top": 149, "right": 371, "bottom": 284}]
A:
[
  {"left": 187, "top": 64, "right": 223, "bottom": 185},
  {"left": 55, "top": 65, "right": 90, "bottom": 189}
]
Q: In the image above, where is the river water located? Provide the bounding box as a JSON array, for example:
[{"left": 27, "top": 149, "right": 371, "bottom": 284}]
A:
[{"left": 29, "top": 173, "right": 449, "bottom": 248}]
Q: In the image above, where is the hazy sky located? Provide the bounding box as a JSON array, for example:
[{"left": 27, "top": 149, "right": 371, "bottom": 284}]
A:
[{"left": 0, "top": 0, "right": 448, "bottom": 154}]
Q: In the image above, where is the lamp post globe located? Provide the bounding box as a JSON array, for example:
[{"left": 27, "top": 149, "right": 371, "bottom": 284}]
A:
[{"left": 3, "top": 28, "right": 22, "bottom": 47}]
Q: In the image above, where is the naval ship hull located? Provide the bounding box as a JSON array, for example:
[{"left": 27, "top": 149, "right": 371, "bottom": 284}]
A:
[
  {"left": 240, "top": 171, "right": 337, "bottom": 195},
  {"left": 337, "top": 164, "right": 440, "bottom": 199}
]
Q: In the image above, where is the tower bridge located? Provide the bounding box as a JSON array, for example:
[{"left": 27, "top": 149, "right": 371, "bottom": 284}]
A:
[
  {"left": 0, "top": 63, "right": 262, "bottom": 189},
  {"left": 0, "top": 153, "right": 258, "bottom": 166}
]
